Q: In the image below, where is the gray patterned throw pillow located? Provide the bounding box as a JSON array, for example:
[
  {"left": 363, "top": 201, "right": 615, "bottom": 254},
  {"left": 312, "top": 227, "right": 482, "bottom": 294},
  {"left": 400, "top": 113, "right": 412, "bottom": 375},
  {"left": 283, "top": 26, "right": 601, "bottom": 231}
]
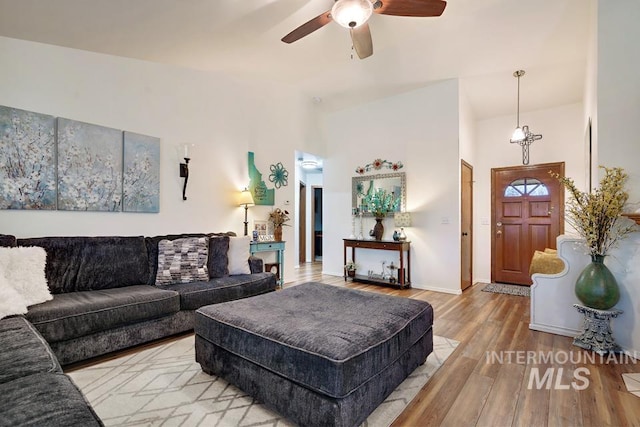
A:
[{"left": 155, "top": 237, "right": 209, "bottom": 285}]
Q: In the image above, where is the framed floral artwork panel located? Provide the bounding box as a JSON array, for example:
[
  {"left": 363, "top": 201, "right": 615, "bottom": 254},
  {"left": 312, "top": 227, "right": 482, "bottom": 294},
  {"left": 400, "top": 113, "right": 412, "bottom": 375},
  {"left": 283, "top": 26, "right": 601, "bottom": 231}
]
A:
[
  {"left": 123, "top": 131, "right": 160, "bottom": 213},
  {"left": 57, "top": 118, "right": 123, "bottom": 211},
  {"left": 0, "top": 105, "right": 56, "bottom": 209}
]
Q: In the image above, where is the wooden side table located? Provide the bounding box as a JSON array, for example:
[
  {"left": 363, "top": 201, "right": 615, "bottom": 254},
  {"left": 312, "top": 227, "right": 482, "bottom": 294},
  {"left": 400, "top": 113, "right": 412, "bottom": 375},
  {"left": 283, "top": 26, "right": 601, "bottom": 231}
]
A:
[
  {"left": 572, "top": 304, "right": 623, "bottom": 355},
  {"left": 250, "top": 241, "right": 285, "bottom": 288}
]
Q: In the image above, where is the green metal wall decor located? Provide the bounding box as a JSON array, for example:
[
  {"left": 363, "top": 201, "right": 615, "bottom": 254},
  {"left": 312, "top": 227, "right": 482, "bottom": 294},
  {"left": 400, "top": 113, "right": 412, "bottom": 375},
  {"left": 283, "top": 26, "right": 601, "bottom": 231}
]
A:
[
  {"left": 268, "top": 162, "right": 289, "bottom": 188},
  {"left": 355, "top": 158, "right": 403, "bottom": 175},
  {"left": 248, "top": 152, "right": 275, "bottom": 206}
]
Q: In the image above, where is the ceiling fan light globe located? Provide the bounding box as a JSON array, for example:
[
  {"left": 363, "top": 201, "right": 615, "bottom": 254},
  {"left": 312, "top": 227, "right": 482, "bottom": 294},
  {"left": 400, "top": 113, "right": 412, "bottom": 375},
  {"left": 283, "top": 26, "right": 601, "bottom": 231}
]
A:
[{"left": 331, "top": 0, "right": 373, "bottom": 29}]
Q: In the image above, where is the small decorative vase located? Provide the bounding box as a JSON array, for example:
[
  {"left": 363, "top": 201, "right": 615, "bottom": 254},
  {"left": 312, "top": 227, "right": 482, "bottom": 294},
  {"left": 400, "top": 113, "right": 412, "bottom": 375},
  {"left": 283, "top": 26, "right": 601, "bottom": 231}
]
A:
[
  {"left": 575, "top": 254, "right": 620, "bottom": 310},
  {"left": 347, "top": 269, "right": 356, "bottom": 278},
  {"left": 373, "top": 217, "right": 384, "bottom": 241},
  {"left": 274, "top": 225, "right": 283, "bottom": 242}
]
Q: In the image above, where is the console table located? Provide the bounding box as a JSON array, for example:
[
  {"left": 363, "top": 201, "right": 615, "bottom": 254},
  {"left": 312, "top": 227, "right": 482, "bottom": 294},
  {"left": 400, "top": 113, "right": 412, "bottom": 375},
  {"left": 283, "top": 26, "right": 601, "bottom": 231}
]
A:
[
  {"left": 250, "top": 241, "right": 285, "bottom": 288},
  {"left": 343, "top": 239, "right": 411, "bottom": 289}
]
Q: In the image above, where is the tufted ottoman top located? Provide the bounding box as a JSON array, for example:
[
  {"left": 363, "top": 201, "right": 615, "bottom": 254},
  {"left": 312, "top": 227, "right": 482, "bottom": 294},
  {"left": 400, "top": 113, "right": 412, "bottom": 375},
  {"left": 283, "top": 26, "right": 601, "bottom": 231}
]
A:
[{"left": 195, "top": 282, "right": 433, "bottom": 398}]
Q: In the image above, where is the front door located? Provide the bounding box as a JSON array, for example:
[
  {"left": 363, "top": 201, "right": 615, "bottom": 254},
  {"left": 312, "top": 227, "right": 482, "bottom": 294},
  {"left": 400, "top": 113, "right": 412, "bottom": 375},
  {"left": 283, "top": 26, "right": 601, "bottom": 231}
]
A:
[{"left": 491, "top": 162, "right": 564, "bottom": 285}]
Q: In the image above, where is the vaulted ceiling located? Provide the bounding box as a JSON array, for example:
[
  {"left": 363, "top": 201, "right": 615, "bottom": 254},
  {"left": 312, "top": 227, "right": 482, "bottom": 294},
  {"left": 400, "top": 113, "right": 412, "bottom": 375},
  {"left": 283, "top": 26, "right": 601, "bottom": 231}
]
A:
[{"left": 0, "top": 0, "right": 591, "bottom": 118}]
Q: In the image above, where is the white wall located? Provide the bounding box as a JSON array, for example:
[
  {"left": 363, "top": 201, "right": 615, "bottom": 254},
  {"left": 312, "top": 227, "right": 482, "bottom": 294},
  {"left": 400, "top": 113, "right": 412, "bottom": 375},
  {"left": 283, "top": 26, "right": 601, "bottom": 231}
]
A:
[
  {"left": 458, "top": 82, "right": 476, "bottom": 165},
  {"left": 474, "top": 103, "right": 586, "bottom": 283},
  {"left": 323, "top": 80, "right": 462, "bottom": 293},
  {"left": 595, "top": 0, "right": 640, "bottom": 355},
  {"left": 597, "top": 0, "right": 640, "bottom": 202},
  {"left": 0, "top": 37, "right": 316, "bottom": 284}
]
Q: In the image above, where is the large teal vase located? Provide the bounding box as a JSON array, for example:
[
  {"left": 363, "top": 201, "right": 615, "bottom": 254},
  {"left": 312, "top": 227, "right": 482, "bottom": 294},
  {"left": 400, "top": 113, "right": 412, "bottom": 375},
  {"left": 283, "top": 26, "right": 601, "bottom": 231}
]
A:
[{"left": 575, "top": 255, "right": 620, "bottom": 310}]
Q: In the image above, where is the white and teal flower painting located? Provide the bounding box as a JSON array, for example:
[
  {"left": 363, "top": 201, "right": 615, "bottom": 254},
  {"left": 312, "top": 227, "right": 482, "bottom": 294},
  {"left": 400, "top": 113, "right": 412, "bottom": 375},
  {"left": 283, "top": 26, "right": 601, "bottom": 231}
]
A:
[
  {"left": 57, "top": 118, "right": 123, "bottom": 211},
  {"left": 0, "top": 106, "right": 56, "bottom": 209},
  {"left": 123, "top": 131, "right": 160, "bottom": 213}
]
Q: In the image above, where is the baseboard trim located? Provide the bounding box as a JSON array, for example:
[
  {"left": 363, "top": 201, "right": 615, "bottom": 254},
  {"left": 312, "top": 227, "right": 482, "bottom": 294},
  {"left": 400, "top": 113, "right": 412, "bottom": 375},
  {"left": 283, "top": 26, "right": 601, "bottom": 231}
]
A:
[
  {"left": 419, "top": 285, "right": 462, "bottom": 295},
  {"left": 529, "top": 323, "right": 580, "bottom": 337}
]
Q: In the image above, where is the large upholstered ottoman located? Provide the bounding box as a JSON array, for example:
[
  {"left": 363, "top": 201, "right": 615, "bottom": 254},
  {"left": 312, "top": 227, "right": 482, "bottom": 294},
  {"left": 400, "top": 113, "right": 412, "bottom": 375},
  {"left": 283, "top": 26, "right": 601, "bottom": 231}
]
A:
[{"left": 195, "top": 282, "right": 433, "bottom": 427}]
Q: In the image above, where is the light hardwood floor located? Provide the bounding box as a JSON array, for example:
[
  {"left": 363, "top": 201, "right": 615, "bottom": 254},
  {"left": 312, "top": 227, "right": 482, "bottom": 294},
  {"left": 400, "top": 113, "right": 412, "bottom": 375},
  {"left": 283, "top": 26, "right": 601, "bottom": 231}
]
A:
[
  {"left": 290, "top": 263, "right": 640, "bottom": 427},
  {"left": 68, "top": 263, "right": 640, "bottom": 426}
]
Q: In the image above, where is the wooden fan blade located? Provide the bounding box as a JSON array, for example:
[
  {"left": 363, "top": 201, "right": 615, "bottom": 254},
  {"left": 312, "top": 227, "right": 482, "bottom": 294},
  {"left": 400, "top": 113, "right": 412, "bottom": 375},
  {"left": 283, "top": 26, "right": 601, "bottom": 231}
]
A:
[
  {"left": 281, "top": 10, "right": 333, "bottom": 43},
  {"left": 350, "top": 23, "right": 373, "bottom": 59},
  {"left": 374, "top": 0, "right": 446, "bottom": 17}
]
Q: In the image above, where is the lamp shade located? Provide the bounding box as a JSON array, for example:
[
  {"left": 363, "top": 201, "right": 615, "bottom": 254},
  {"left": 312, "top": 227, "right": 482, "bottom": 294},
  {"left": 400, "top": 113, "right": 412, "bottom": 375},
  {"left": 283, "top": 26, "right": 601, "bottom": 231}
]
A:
[
  {"left": 394, "top": 212, "right": 412, "bottom": 228},
  {"left": 238, "top": 189, "right": 254, "bottom": 207},
  {"left": 510, "top": 127, "right": 526, "bottom": 143}
]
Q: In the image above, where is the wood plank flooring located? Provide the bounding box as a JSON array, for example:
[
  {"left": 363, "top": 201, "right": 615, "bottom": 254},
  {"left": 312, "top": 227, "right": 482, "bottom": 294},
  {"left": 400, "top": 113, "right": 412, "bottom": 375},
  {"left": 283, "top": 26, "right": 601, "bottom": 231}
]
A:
[
  {"left": 67, "top": 262, "right": 640, "bottom": 426},
  {"left": 290, "top": 263, "right": 640, "bottom": 427}
]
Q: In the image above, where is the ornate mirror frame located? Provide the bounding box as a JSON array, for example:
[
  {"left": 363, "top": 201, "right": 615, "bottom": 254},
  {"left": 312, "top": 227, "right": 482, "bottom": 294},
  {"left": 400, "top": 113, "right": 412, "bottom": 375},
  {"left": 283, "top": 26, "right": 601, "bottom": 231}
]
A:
[{"left": 352, "top": 172, "right": 406, "bottom": 217}]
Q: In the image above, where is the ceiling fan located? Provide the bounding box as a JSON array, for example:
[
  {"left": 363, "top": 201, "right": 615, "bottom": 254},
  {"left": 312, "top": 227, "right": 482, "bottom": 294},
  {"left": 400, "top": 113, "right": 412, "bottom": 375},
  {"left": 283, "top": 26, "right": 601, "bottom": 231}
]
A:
[{"left": 281, "top": 0, "right": 447, "bottom": 59}]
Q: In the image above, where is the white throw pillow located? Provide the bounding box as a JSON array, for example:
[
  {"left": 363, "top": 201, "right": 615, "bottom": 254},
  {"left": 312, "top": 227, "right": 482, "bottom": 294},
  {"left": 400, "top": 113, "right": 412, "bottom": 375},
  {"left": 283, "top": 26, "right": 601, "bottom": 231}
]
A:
[
  {"left": 228, "top": 236, "right": 252, "bottom": 275},
  {"left": 0, "top": 246, "right": 52, "bottom": 308},
  {"left": 0, "top": 273, "right": 28, "bottom": 320}
]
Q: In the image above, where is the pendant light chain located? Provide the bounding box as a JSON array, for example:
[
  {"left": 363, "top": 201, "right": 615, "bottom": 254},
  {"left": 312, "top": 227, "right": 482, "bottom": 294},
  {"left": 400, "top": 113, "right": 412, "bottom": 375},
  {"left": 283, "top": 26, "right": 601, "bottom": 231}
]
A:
[{"left": 509, "top": 69, "right": 542, "bottom": 165}]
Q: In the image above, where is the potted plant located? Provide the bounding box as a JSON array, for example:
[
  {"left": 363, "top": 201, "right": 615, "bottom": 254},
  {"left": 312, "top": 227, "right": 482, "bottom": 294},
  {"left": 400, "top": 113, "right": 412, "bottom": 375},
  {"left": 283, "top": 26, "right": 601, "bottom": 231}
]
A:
[
  {"left": 552, "top": 166, "right": 637, "bottom": 309},
  {"left": 362, "top": 188, "right": 400, "bottom": 240},
  {"left": 345, "top": 260, "right": 357, "bottom": 278},
  {"left": 268, "top": 208, "right": 290, "bottom": 242}
]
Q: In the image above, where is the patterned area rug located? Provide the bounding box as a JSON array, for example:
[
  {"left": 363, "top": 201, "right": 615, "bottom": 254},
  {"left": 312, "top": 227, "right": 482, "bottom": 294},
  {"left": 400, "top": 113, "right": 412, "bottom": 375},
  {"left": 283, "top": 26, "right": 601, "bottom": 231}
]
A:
[
  {"left": 68, "top": 334, "right": 458, "bottom": 427},
  {"left": 481, "top": 282, "right": 531, "bottom": 297}
]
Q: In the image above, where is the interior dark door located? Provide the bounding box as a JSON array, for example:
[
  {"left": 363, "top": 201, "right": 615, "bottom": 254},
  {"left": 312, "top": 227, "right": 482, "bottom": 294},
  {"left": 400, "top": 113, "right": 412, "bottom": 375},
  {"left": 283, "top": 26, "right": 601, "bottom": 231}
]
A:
[{"left": 491, "top": 162, "right": 564, "bottom": 285}]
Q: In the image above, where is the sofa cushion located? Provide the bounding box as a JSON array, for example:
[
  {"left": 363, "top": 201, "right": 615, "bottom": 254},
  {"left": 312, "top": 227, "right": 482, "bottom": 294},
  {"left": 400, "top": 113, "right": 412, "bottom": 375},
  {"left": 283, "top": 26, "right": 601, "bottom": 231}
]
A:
[
  {"left": 0, "top": 317, "right": 62, "bottom": 385},
  {"left": 162, "top": 272, "right": 277, "bottom": 310},
  {"left": 0, "top": 373, "right": 102, "bottom": 427},
  {"left": 155, "top": 237, "right": 210, "bottom": 285},
  {"left": 0, "top": 246, "right": 52, "bottom": 308},
  {"left": 145, "top": 232, "right": 236, "bottom": 285},
  {"left": 195, "top": 283, "right": 433, "bottom": 398},
  {"left": 145, "top": 233, "right": 208, "bottom": 285},
  {"left": 26, "top": 285, "right": 180, "bottom": 343},
  {"left": 17, "top": 236, "right": 149, "bottom": 294},
  {"left": 0, "top": 273, "right": 28, "bottom": 319},
  {"left": 228, "top": 236, "right": 251, "bottom": 275},
  {"left": 208, "top": 235, "right": 230, "bottom": 278},
  {"left": 0, "top": 234, "right": 16, "bottom": 247}
]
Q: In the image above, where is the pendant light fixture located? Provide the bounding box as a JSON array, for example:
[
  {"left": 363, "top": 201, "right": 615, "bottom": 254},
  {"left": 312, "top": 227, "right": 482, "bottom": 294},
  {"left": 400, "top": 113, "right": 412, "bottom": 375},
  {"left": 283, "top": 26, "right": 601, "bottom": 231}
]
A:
[{"left": 509, "top": 70, "right": 542, "bottom": 165}]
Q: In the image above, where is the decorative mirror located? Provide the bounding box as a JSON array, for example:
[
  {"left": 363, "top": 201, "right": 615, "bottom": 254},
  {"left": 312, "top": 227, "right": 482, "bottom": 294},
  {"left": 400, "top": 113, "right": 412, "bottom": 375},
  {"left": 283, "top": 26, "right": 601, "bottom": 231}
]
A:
[{"left": 352, "top": 172, "right": 406, "bottom": 216}]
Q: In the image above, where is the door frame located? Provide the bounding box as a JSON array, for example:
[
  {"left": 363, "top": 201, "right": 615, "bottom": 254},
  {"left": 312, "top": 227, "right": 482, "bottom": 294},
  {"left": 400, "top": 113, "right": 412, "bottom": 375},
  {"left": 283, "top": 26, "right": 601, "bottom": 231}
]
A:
[
  {"left": 461, "top": 160, "right": 473, "bottom": 291},
  {"left": 490, "top": 162, "right": 565, "bottom": 284},
  {"left": 299, "top": 182, "right": 306, "bottom": 264},
  {"left": 311, "top": 186, "right": 322, "bottom": 262}
]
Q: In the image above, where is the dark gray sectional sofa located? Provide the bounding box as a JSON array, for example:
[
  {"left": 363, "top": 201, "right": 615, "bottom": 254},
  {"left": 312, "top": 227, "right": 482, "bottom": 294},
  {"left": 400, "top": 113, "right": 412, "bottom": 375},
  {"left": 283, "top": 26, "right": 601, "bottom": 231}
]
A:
[
  {"left": 0, "top": 232, "right": 277, "bottom": 427},
  {"left": 0, "top": 316, "right": 103, "bottom": 426}
]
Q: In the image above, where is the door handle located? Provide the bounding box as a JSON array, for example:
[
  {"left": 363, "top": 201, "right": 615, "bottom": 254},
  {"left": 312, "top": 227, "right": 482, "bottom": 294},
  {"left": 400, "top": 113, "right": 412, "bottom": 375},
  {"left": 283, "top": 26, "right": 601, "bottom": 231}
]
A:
[
  {"left": 496, "top": 230, "right": 502, "bottom": 235},
  {"left": 462, "top": 232, "right": 468, "bottom": 236},
  {"left": 496, "top": 222, "right": 502, "bottom": 227}
]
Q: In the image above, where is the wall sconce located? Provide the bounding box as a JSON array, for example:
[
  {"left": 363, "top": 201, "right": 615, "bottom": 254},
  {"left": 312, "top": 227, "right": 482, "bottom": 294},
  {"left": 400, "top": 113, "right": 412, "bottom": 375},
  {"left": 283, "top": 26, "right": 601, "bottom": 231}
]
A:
[
  {"left": 180, "top": 144, "right": 191, "bottom": 201},
  {"left": 238, "top": 188, "right": 255, "bottom": 236},
  {"left": 394, "top": 212, "right": 412, "bottom": 241}
]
